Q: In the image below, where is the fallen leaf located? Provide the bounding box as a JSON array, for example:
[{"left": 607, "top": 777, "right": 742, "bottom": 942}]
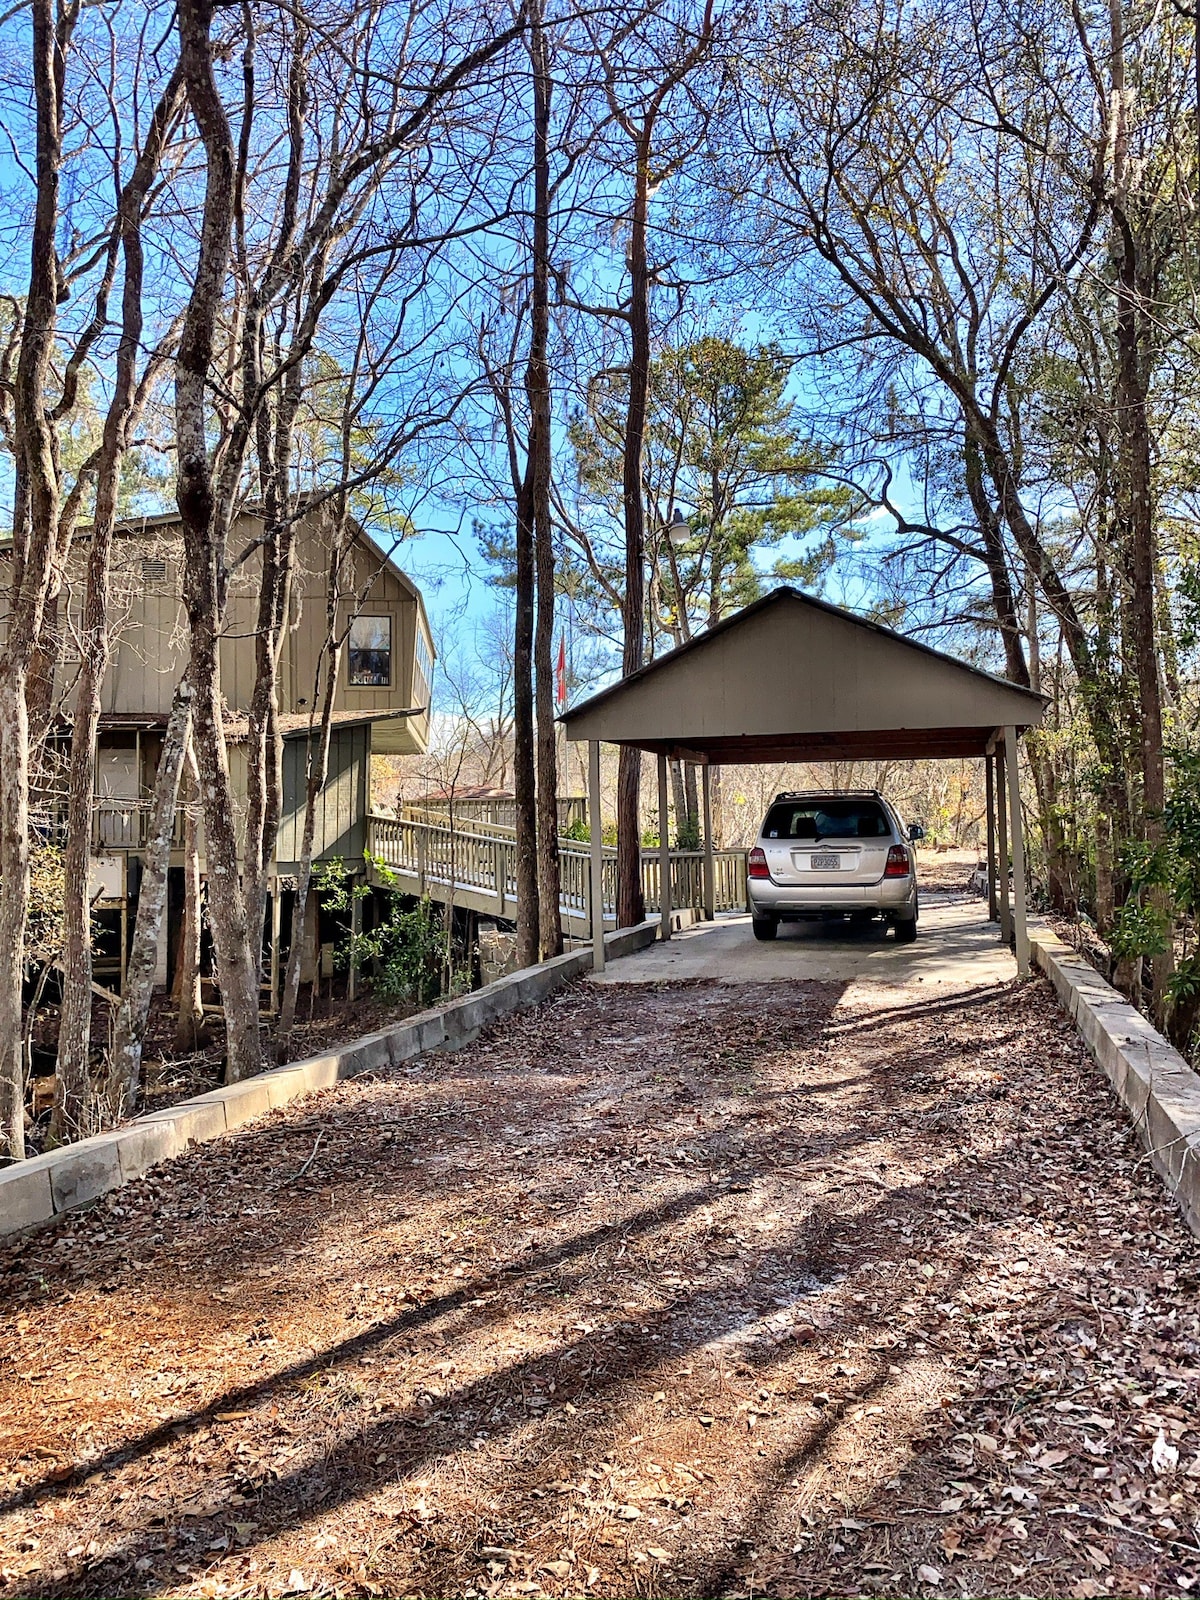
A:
[
  {"left": 1152, "top": 1430, "right": 1179, "bottom": 1475},
  {"left": 917, "top": 1563, "right": 942, "bottom": 1585}
]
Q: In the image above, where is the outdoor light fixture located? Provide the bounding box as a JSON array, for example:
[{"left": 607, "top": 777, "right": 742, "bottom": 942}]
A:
[{"left": 666, "top": 506, "right": 691, "bottom": 548}]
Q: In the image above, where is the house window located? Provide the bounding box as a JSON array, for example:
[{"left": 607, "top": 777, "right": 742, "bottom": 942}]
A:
[
  {"left": 414, "top": 628, "right": 433, "bottom": 703},
  {"left": 348, "top": 615, "right": 392, "bottom": 686}
]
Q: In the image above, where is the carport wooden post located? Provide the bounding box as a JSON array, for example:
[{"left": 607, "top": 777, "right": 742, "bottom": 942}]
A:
[
  {"left": 701, "top": 764, "right": 716, "bottom": 921},
  {"left": 589, "top": 740, "right": 605, "bottom": 973},
  {"left": 995, "top": 741, "right": 1012, "bottom": 945},
  {"left": 1005, "top": 725, "right": 1030, "bottom": 976},
  {"left": 985, "top": 753, "right": 998, "bottom": 922},
  {"left": 658, "top": 753, "right": 672, "bottom": 940}
]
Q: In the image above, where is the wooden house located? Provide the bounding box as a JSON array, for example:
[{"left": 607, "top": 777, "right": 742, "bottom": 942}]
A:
[{"left": 9, "top": 507, "right": 434, "bottom": 994}]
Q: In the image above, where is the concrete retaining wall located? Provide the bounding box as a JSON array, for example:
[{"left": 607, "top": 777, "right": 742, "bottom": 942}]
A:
[
  {"left": 0, "top": 918, "right": 660, "bottom": 1241},
  {"left": 1030, "top": 920, "right": 1200, "bottom": 1240}
]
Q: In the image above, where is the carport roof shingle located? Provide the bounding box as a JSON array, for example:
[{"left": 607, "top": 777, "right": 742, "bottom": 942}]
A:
[{"left": 560, "top": 586, "right": 1046, "bottom": 763}]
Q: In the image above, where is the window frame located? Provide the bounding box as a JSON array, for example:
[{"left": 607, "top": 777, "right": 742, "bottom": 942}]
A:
[
  {"left": 761, "top": 798, "right": 890, "bottom": 842},
  {"left": 346, "top": 613, "right": 393, "bottom": 689}
]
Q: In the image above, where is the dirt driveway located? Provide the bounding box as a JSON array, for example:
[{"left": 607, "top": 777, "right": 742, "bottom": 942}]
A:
[{"left": 1, "top": 966, "right": 1199, "bottom": 1600}]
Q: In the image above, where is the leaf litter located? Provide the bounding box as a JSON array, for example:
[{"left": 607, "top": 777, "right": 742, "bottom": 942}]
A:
[{"left": 0, "top": 969, "right": 1197, "bottom": 1599}]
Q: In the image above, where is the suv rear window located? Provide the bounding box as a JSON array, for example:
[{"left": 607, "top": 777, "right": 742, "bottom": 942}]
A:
[{"left": 762, "top": 799, "right": 891, "bottom": 841}]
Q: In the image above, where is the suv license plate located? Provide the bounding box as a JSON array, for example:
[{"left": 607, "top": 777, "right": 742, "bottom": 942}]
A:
[{"left": 811, "top": 853, "right": 841, "bottom": 869}]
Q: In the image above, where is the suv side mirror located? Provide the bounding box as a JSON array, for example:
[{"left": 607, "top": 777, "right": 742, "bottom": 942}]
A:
[{"left": 909, "top": 823, "right": 925, "bottom": 841}]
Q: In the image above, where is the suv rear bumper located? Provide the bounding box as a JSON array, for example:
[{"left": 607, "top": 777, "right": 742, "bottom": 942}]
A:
[{"left": 748, "top": 877, "right": 917, "bottom": 919}]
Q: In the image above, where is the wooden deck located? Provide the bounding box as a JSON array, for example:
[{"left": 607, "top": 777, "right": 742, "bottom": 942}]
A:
[{"left": 365, "top": 812, "right": 748, "bottom": 935}]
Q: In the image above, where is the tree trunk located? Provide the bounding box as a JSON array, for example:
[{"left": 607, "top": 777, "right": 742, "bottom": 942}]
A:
[
  {"left": 683, "top": 762, "right": 700, "bottom": 845},
  {"left": 616, "top": 128, "right": 655, "bottom": 930},
  {"left": 0, "top": 0, "right": 67, "bottom": 1160},
  {"left": 54, "top": 69, "right": 182, "bottom": 1141},
  {"left": 962, "top": 434, "right": 1029, "bottom": 687},
  {"left": 1107, "top": 0, "right": 1170, "bottom": 1020},
  {"left": 669, "top": 759, "right": 687, "bottom": 844},
  {"left": 242, "top": 306, "right": 304, "bottom": 979},
  {"left": 528, "top": 0, "right": 561, "bottom": 961},
  {"left": 1115, "top": 242, "right": 1169, "bottom": 1015},
  {"left": 1095, "top": 809, "right": 1114, "bottom": 930},
  {"left": 174, "top": 0, "right": 262, "bottom": 1083},
  {"left": 513, "top": 468, "right": 540, "bottom": 965},
  {"left": 0, "top": 680, "right": 32, "bottom": 1161},
  {"left": 175, "top": 741, "right": 204, "bottom": 1053},
  {"left": 106, "top": 681, "right": 193, "bottom": 1119}
]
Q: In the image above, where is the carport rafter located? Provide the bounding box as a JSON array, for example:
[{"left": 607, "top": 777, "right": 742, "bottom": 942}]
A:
[{"left": 562, "top": 587, "right": 1046, "bottom": 976}]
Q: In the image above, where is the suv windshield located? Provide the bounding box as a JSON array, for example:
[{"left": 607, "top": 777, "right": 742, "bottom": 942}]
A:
[{"left": 762, "top": 798, "right": 891, "bottom": 841}]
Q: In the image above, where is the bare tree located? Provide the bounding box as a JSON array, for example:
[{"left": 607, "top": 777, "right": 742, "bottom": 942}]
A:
[
  {"left": 172, "top": 0, "right": 264, "bottom": 1083},
  {"left": 527, "top": 0, "right": 563, "bottom": 959},
  {"left": 0, "top": 0, "right": 74, "bottom": 1159},
  {"left": 569, "top": 0, "right": 719, "bottom": 927},
  {"left": 53, "top": 68, "right": 187, "bottom": 1142}
]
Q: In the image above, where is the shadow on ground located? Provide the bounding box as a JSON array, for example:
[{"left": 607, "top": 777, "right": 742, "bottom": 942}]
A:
[{"left": 1, "top": 972, "right": 1197, "bottom": 1600}]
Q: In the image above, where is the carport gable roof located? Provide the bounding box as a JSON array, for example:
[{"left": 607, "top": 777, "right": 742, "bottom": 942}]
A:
[{"left": 560, "top": 587, "right": 1047, "bottom": 764}]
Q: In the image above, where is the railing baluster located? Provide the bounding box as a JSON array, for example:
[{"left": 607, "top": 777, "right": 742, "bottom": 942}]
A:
[{"left": 366, "top": 814, "right": 747, "bottom": 928}]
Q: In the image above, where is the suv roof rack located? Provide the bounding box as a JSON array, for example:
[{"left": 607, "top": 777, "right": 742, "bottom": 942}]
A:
[{"left": 772, "top": 789, "right": 885, "bottom": 801}]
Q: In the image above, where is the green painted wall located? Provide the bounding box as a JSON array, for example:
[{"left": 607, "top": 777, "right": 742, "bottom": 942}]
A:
[{"left": 275, "top": 724, "right": 370, "bottom": 873}]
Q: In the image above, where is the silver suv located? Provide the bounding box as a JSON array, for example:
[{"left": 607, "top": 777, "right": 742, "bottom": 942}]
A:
[{"left": 747, "top": 791, "right": 922, "bottom": 943}]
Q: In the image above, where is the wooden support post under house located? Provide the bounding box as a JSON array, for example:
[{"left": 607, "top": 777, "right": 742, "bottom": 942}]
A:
[
  {"left": 270, "top": 878, "right": 282, "bottom": 1012},
  {"left": 348, "top": 878, "right": 361, "bottom": 1003}
]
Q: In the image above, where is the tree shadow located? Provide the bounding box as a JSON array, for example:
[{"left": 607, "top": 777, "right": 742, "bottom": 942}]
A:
[
  {"left": 11, "top": 1138, "right": 1014, "bottom": 1597},
  {"left": 0, "top": 971, "right": 1060, "bottom": 1597}
]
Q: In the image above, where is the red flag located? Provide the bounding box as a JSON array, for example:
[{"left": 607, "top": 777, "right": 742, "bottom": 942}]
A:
[{"left": 556, "top": 634, "right": 568, "bottom": 708}]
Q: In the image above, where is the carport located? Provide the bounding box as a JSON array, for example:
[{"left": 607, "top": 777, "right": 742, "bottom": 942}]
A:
[{"left": 561, "top": 587, "right": 1047, "bottom": 974}]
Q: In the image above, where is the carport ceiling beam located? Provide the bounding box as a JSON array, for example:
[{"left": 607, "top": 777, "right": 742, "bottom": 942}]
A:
[{"left": 611, "top": 727, "right": 999, "bottom": 764}]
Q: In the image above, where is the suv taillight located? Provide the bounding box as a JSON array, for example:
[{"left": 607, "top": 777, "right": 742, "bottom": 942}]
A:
[
  {"left": 884, "top": 844, "right": 910, "bottom": 878},
  {"left": 748, "top": 847, "right": 769, "bottom": 880}
]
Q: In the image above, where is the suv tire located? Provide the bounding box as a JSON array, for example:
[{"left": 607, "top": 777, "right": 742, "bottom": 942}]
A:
[
  {"left": 752, "top": 914, "right": 778, "bottom": 942},
  {"left": 894, "top": 913, "right": 918, "bottom": 943}
]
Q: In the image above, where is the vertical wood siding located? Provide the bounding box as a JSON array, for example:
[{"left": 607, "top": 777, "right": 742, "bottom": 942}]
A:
[{"left": 275, "top": 723, "right": 370, "bottom": 872}]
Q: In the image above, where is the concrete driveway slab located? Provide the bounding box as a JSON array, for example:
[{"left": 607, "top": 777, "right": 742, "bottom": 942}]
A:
[{"left": 591, "top": 893, "right": 1016, "bottom": 986}]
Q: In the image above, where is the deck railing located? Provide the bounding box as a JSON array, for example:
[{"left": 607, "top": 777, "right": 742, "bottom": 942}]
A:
[
  {"left": 402, "top": 795, "right": 589, "bottom": 832},
  {"left": 367, "top": 813, "right": 747, "bottom": 925},
  {"left": 32, "top": 798, "right": 196, "bottom": 853}
]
